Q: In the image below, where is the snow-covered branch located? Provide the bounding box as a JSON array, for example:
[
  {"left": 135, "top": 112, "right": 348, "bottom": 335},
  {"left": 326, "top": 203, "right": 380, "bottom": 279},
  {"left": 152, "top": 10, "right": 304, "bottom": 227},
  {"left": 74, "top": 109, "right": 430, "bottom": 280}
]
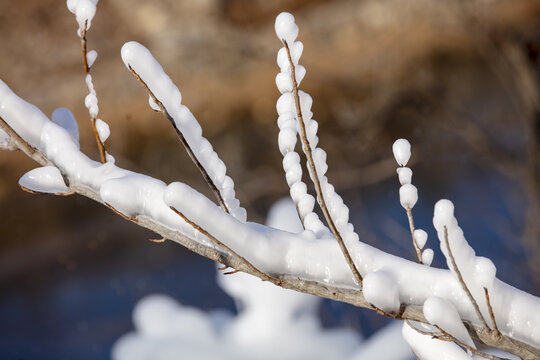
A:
[{"left": 0, "top": 3, "right": 539, "bottom": 359}]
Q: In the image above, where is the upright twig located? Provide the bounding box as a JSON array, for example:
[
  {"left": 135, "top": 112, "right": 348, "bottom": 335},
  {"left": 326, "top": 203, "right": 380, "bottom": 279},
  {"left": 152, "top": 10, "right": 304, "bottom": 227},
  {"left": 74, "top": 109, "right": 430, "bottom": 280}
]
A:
[
  {"left": 484, "top": 287, "right": 501, "bottom": 335},
  {"left": 283, "top": 40, "right": 363, "bottom": 287},
  {"left": 443, "top": 226, "right": 490, "bottom": 329},
  {"left": 128, "top": 67, "right": 229, "bottom": 214},
  {"left": 406, "top": 207, "right": 423, "bottom": 262},
  {"left": 80, "top": 21, "right": 107, "bottom": 164}
]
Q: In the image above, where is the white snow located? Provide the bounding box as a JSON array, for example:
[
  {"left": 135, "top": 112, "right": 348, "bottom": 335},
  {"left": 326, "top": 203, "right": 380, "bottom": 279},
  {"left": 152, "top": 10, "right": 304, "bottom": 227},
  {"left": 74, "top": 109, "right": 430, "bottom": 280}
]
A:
[
  {"left": 274, "top": 14, "right": 357, "bottom": 246},
  {"left": 392, "top": 139, "right": 411, "bottom": 166},
  {"left": 362, "top": 270, "right": 400, "bottom": 313},
  {"left": 423, "top": 296, "right": 475, "bottom": 348},
  {"left": 120, "top": 41, "right": 246, "bottom": 222},
  {"left": 399, "top": 184, "right": 418, "bottom": 209},
  {"left": 67, "top": 0, "right": 99, "bottom": 32},
  {"left": 86, "top": 50, "right": 98, "bottom": 68},
  {"left": 396, "top": 167, "right": 412, "bottom": 185},
  {"left": 421, "top": 249, "right": 434, "bottom": 266},
  {"left": 84, "top": 74, "right": 99, "bottom": 118},
  {"left": 19, "top": 166, "right": 71, "bottom": 194},
  {"left": 95, "top": 118, "right": 110, "bottom": 142},
  {"left": 413, "top": 229, "right": 427, "bottom": 250},
  {"left": 275, "top": 12, "right": 299, "bottom": 45},
  {"left": 51, "top": 107, "right": 79, "bottom": 145}
]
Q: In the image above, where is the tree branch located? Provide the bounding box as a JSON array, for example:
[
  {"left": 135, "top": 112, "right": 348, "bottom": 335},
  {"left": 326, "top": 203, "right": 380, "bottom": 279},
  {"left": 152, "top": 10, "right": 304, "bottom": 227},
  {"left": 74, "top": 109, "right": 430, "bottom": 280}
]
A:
[{"left": 283, "top": 40, "right": 363, "bottom": 287}]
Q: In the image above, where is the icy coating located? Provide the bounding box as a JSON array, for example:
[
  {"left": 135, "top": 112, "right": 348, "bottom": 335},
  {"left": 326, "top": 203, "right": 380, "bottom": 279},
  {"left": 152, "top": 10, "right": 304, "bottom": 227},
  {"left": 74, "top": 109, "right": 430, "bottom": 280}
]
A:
[
  {"left": 120, "top": 41, "right": 246, "bottom": 222},
  {"left": 67, "top": 0, "right": 99, "bottom": 31},
  {"left": 1, "top": 10, "right": 540, "bottom": 349},
  {"left": 423, "top": 296, "right": 475, "bottom": 348},
  {"left": 19, "top": 166, "right": 71, "bottom": 194}
]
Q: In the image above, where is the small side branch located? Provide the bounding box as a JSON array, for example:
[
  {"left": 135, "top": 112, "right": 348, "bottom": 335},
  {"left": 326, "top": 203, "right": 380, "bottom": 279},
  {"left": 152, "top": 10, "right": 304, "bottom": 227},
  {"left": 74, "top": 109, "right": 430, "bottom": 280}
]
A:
[
  {"left": 128, "top": 67, "right": 230, "bottom": 214},
  {"left": 443, "top": 226, "right": 489, "bottom": 329},
  {"left": 406, "top": 206, "right": 423, "bottom": 262},
  {"left": 80, "top": 21, "right": 107, "bottom": 164},
  {"left": 283, "top": 40, "right": 363, "bottom": 287}
]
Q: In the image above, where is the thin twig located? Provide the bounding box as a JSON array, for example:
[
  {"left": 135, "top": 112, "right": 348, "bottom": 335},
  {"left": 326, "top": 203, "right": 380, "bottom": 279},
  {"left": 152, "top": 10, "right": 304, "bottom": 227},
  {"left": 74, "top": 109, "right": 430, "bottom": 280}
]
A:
[
  {"left": 104, "top": 202, "right": 138, "bottom": 222},
  {"left": 406, "top": 320, "right": 510, "bottom": 360},
  {"left": 406, "top": 206, "right": 423, "bottom": 262},
  {"left": 435, "top": 325, "right": 510, "bottom": 360},
  {"left": 484, "top": 287, "right": 501, "bottom": 335},
  {"left": 128, "top": 67, "right": 229, "bottom": 214},
  {"left": 170, "top": 206, "right": 280, "bottom": 285},
  {"left": 80, "top": 21, "right": 107, "bottom": 164},
  {"left": 283, "top": 39, "right": 363, "bottom": 287},
  {"left": 443, "top": 226, "right": 490, "bottom": 329}
]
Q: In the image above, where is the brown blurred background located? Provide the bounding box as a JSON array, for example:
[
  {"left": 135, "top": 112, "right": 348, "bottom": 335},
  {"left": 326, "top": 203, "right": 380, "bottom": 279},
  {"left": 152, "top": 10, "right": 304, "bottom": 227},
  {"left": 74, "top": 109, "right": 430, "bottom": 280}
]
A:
[{"left": 1, "top": 0, "right": 540, "bottom": 359}]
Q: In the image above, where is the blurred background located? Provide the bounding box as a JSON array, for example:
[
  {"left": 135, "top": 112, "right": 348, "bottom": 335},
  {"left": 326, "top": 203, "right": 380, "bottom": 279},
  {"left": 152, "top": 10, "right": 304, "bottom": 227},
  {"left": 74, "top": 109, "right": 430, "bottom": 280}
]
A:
[{"left": 0, "top": 0, "right": 539, "bottom": 359}]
